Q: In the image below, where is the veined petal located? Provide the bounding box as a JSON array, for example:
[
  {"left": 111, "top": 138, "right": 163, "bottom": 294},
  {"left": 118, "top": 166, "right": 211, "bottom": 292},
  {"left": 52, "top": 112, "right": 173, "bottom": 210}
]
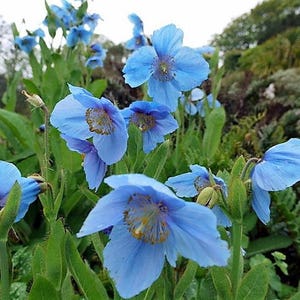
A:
[
  {"left": 165, "top": 172, "right": 198, "bottom": 197},
  {"left": 148, "top": 77, "right": 181, "bottom": 112},
  {"left": 0, "top": 161, "right": 21, "bottom": 198},
  {"left": 123, "top": 46, "right": 156, "bottom": 87},
  {"left": 50, "top": 95, "right": 91, "bottom": 139},
  {"left": 152, "top": 24, "right": 183, "bottom": 57},
  {"left": 16, "top": 178, "right": 40, "bottom": 222},
  {"left": 76, "top": 186, "right": 135, "bottom": 237},
  {"left": 168, "top": 202, "right": 230, "bottom": 266},
  {"left": 252, "top": 138, "right": 300, "bottom": 191},
  {"left": 142, "top": 130, "right": 164, "bottom": 153},
  {"left": 104, "top": 224, "right": 165, "bottom": 299},
  {"left": 174, "top": 47, "right": 209, "bottom": 91},
  {"left": 251, "top": 181, "right": 271, "bottom": 224},
  {"left": 104, "top": 174, "right": 177, "bottom": 198},
  {"left": 84, "top": 150, "right": 107, "bottom": 190},
  {"left": 60, "top": 134, "right": 93, "bottom": 154}
]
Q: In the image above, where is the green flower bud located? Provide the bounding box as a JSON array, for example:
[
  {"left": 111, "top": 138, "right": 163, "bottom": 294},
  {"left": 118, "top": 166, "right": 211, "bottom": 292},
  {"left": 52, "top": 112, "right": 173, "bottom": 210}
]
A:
[{"left": 196, "top": 186, "right": 219, "bottom": 208}]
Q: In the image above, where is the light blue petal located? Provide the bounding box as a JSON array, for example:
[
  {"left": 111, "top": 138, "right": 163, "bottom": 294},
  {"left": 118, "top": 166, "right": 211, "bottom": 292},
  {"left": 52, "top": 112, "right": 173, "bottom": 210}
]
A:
[
  {"left": 104, "top": 224, "right": 165, "bottom": 299},
  {"left": 165, "top": 172, "right": 198, "bottom": 197},
  {"left": 168, "top": 202, "right": 230, "bottom": 266},
  {"left": 77, "top": 186, "right": 135, "bottom": 237},
  {"left": 184, "top": 102, "right": 198, "bottom": 115},
  {"left": 50, "top": 95, "right": 91, "bottom": 139},
  {"left": 104, "top": 174, "right": 177, "bottom": 198},
  {"left": 92, "top": 112, "right": 128, "bottom": 164},
  {"left": 251, "top": 181, "right": 271, "bottom": 224},
  {"left": 16, "top": 178, "right": 40, "bottom": 222},
  {"left": 0, "top": 161, "right": 21, "bottom": 197},
  {"left": 84, "top": 150, "right": 107, "bottom": 190},
  {"left": 191, "top": 88, "right": 204, "bottom": 101},
  {"left": 152, "top": 24, "right": 183, "bottom": 57},
  {"left": 211, "top": 205, "right": 231, "bottom": 227},
  {"left": 154, "top": 114, "right": 179, "bottom": 136},
  {"left": 174, "top": 47, "right": 210, "bottom": 91},
  {"left": 142, "top": 130, "right": 164, "bottom": 153},
  {"left": 123, "top": 46, "right": 156, "bottom": 87},
  {"left": 148, "top": 77, "right": 181, "bottom": 112},
  {"left": 252, "top": 138, "right": 300, "bottom": 191},
  {"left": 60, "top": 134, "right": 93, "bottom": 154}
]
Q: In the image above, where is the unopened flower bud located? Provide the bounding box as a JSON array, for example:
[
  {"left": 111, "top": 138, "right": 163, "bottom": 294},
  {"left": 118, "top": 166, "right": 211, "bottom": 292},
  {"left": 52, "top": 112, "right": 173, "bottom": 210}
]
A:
[
  {"left": 22, "top": 90, "right": 45, "bottom": 108},
  {"left": 196, "top": 186, "right": 218, "bottom": 208},
  {"left": 28, "top": 173, "right": 49, "bottom": 193}
]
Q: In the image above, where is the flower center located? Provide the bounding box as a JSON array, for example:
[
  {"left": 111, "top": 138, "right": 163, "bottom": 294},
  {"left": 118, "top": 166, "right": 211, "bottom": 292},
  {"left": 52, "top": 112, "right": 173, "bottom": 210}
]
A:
[
  {"left": 85, "top": 108, "right": 115, "bottom": 135},
  {"left": 123, "top": 193, "right": 169, "bottom": 244},
  {"left": 194, "top": 176, "right": 210, "bottom": 193},
  {"left": 153, "top": 55, "right": 175, "bottom": 82},
  {"left": 131, "top": 112, "right": 155, "bottom": 132}
]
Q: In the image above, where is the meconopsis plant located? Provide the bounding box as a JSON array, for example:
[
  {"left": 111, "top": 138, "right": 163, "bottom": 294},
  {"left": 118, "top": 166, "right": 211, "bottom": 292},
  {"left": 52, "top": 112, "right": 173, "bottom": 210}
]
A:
[{"left": 1, "top": 0, "right": 300, "bottom": 299}]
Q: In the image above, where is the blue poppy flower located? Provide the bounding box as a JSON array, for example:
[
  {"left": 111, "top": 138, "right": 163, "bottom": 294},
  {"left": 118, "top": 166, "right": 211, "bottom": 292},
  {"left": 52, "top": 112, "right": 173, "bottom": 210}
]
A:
[
  {"left": 90, "top": 43, "right": 107, "bottom": 59},
  {"left": 165, "top": 165, "right": 231, "bottom": 227},
  {"left": 60, "top": 134, "right": 107, "bottom": 190},
  {"left": 0, "top": 161, "right": 40, "bottom": 222},
  {"left": 195, "top": 45, "right": 215, "bottom": 56},
  {"left": 77, "top": 173, "right": 230, "bottom": 299},
  {"left": 46, "top": 3, "right": 76, "bottom": 29},
  {"left": 180, "top": 88, "right": 205, "bottom": 116},
  {"left": 121, "top": 101, "right": 178, "bottom": 153},
  {"left": 197, "top": 93, "right": 221, "bottom": 117},
  {"left": 14, "top": 36, "right": 37, "bottom": 54},
  {"left": 85, "top": 55, "right": 105, "bottom": 69},
  {"left": 123, "top": 24, "right": 210, "bottom": 112},
  {"left": 50, "top": 84, "right": 128, "bottom": 165},
  {"left": 66, "top": 25, "right": 93, "bottom": 47},
  {"left": 83, "top": 13, "right": 102, "bottom": 31},
  {"left": 128, "top": 13, "right": 144, "bottom": 35},
  {"left": 251, "top": 138, "right": 300, "bottom": 224}
]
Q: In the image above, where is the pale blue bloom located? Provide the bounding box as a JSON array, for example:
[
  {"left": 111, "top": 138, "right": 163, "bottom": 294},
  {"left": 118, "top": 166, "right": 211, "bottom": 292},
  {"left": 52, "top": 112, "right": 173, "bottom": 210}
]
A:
[
  {"left": 83, "top": 13, "right": 102, "bottom": 31},
  {"left": 61, "top": 134, "right": 107, "bottom": 190},
  {"left": 251, "top": 138, "right": 300, "bottom": 224},
  {"left": 197, "top": 94, "right": 221, "bottom": 117},
  {"left": 0, "top": 161, "right": 40, "bottom": 222},
  {"left": 77, "top": 174, "right": 230, "bottom": 299},
  {"left": 180, "top": 88, "right": 205, "bottom": 115},
  {"left": 121, "top": 101, "right": 178, "bottom": 153},
  {"left": 66, "top": 25, "right": 93, "bottom": 47},
  {"left": 50, "top": 84, "right": 128, "bottom": 165},
  {"left": 14, "top": 36, "right": 37, "bottom": 54},
  {"left": 195, "top": 45, "right": 215, "bottom": 55},
  {"left": 123, "top": 24, "right": 210, "bottom": 112},
  {"left": 165, "top": 165, "right": 231, "bottom": 227},
  {"left": 86, "top": 43, "right": 107, "bottom": 69}
]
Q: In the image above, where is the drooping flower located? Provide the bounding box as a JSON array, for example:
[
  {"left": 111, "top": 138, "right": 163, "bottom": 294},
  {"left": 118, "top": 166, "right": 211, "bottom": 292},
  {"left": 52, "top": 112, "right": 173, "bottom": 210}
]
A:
[
  {"left": 83, "top": 13, "right": 102, "bottom": 31},
  {"left": 123, "top": 24, "right": 210, "bottom": 112},
  {"left": 180, "top": 88, "right": 205, "bottom": 116},
  {"left": 66, "top": 25, "right": 93, "bottom": 47},
  {"left": 0, "top": 161, "right": 41, "bottom": 222},
  {"left": 50, "top": 84, "right": 128, "bottom": 165},
  {"left": 250, "top": 138, "right": 300, "bottom": 224},
  {"left": 121, "top": 101, "right": 178, "bottom": 153},
  {"left": 165, "top": 164, "right": 231, "bottom": 227},
  {"left": 60, "top": 134, "right": 107, "bottom": 190},
  {"left": 197, "top": 93, "right": 221, "bottom": 117},
  {"left": 85, "top": 43, "right": 107, "bottom": 69},
  {"left": 77, "top": 174, "right": 230, "bottom": 299},
  {"left": 125, "top": 13, "right": 148, "bottom": 50},
  {"left": 14, "top": 36, "right": 37, "bottom": 54}
]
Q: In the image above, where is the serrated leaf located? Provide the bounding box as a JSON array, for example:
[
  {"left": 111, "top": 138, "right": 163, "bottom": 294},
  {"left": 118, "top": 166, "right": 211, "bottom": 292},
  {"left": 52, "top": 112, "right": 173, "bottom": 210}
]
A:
[{"left": 236, "top": 264, "right": 268, "bottom": 300}]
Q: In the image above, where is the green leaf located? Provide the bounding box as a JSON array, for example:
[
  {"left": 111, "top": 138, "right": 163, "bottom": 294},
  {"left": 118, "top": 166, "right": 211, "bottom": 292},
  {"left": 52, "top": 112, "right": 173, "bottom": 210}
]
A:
[
  {"left": 202, "top": 106, "right": 226, "bottom": 161},
  {"left": 87, "top": 79, "right": 107, "bottom": 98},
  {"left": 23, "top": 79, "right": 41, "bottom": 95},
  {"left": 230, "top": 156, "right": 246, "bottom": 180},
  {"left": 210, "top": 267, "right": 233, "bottom": 300},
  {"left": 31, "top": 244, "right": 47, "bottom": 281},
  {"left": 236, "top": 264, "right": 269, "bottom": 300},
  {"left": 174, "top": 260, "right": 198, "bottom": 299},
  {"left": 0, "top": 182, "right": 21, "bottom": 241},
  {"left": 198, "top": 272, "right": 217, "bottom": 300},
  {"left": 65, "top": 233, "right": 109, "bottom": 300},
  {"left": 144, "top": 140, "right": 170, "bottom": 179},
  {"left": 29, "top": 52, "right": 42, "bottom": 82},
  {"left": 45, "top": 220, "right": 67, "bottom": 289},
  {"left": 246, "top": 234, "right": 293, "bottom": 257},
  {"left": 28, "top": 275, "right": 60, "bottom": 300},
  {"left": 227, "top": 178, "right": 247, "bottom": 220}
]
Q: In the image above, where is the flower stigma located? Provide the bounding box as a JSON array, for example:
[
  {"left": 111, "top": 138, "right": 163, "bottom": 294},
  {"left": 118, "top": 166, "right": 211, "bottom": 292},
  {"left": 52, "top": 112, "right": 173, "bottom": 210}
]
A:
[
  {"left": 123, "top": 193, "right": 169, "bottom": 244},
  {"left": 131, "top": 112, "right": 156, "bottom": 132},
  {"left": 85, "top": 108, "right": 115, "bottom": 135},
  {"left": 153, "top": 55, "right": 175, "bottom": 82}
]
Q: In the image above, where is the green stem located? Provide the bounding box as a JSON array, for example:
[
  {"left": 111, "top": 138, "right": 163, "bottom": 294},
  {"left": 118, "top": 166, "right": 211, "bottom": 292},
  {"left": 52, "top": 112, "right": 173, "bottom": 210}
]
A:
[
  {"left": 0, "top": 240, "right": 10, "bottom": 300},
  {"left": 231, "top": 220, "right": 243, "bottom": 299}
]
